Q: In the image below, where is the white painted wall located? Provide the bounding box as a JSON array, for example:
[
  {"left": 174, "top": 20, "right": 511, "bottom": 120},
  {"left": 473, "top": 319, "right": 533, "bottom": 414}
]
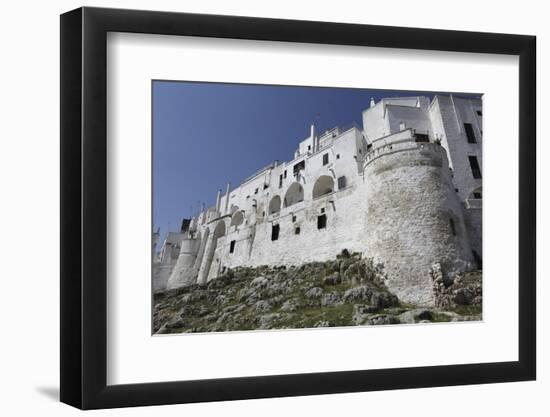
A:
[{"left": 162, "top": 96, "right": 482, "bottom": 306}]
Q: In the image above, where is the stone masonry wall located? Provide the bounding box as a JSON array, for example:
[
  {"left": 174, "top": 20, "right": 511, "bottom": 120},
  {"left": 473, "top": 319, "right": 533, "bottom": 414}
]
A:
[{"left": 364, "top": 141, "right": 475, "bottom": 305}]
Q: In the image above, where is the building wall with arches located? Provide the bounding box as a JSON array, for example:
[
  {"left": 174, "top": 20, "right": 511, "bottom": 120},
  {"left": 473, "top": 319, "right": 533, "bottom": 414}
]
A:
[{"left": 156, "top": 95, "right": 483, "bottom": 306}]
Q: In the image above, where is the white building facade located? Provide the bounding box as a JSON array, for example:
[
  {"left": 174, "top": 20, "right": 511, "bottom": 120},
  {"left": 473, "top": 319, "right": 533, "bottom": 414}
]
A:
[{"left": 154, "top": 94, "right": 483, "bottom": 306}]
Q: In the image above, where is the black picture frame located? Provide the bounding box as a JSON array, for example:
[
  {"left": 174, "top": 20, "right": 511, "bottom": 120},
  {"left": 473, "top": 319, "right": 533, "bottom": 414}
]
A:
[{"left": 60, "top": 6, "right": 536, "bottom": 410}]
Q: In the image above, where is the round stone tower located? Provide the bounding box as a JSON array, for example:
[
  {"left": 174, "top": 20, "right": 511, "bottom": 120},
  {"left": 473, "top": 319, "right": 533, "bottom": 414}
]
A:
[
  {"left": 363, "top": 133, "right": 474, "bottom": 306},
  {"left": 166, "top": 236, "right": 201, "bottom": 289}
]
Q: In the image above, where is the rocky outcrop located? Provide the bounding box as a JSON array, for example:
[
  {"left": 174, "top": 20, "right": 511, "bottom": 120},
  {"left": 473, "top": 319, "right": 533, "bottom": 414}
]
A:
[
  {"left": 153, "top": 251, "right": 482, "bottom": 334},
  {"left": 431, "top": 262, "right": 482, "bottom": 309}
]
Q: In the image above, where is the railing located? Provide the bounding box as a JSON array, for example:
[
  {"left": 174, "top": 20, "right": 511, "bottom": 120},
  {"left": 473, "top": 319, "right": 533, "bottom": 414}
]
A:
[{"left": 364, "top": 138, "right": 443, "bottom": 165}]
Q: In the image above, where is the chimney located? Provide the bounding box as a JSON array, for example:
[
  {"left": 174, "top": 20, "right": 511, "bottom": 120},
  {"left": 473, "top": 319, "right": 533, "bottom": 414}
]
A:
[
  {"left": 215, "top": 189, "right": 221, "bottom": 213},
  {"left": 224, "top": 182, "right": 231, "bottom": 214},
  {"left": 370, "top": 97, "right": 376, "bottom": 108},
  {"left": 310, "top": 122, "right": 317, "bottom": 152}
]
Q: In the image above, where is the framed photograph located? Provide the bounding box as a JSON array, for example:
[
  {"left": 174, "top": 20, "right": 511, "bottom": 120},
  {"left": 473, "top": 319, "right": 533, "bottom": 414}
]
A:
[{"left": 60, "top": 6, "right": 536, "bottom": 409}]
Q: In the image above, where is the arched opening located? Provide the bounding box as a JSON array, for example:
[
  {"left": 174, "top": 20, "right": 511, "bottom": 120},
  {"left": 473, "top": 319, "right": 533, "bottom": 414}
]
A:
[
  {"left": 198, "top": 220, "right": 227, "bottom": 283},
  {"left": 193, "top": 228, "right": 209, "bottom": 270},
  {"left": 283, "top": 182, "right": 304, "bottom": 207},
  {"left": 213, "top": 220, "right": 226, "bottom": 240},
  {"left": 269, "top": 195, "right": 281, "bottom": 214},
  {"left": 230, "top": 210, "right": 244, "bottom": 227},
  {"left": 312, "top": 175, "right": 334, "bottom": 199}
]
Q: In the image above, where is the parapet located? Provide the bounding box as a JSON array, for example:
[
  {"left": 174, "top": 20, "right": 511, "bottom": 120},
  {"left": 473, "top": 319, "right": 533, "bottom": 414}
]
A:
[{"left": 364, "top": 128, "right": 444, "bottom": 167}]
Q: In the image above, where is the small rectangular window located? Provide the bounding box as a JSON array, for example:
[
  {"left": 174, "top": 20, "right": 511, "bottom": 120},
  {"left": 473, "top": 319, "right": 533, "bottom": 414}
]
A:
[
  {"left": 337, "top": 176, "right": 347, "bottom": 190},
  {"left": 322, "top": 153, "right": 329, "bottom": 166},
  {"left": 476, "top": 110, "right": 482, "bottom": 116},
  {"left": 295, "top": 227, "right": 301, "bottom": 235},
  {"left": 449, "top": 218, "right": 456, "bottom": 236},
  {"left": 473, "top": 191, "right": 482, "bottom": 199},
  {"left": 254, "top": 188, "right": 258, "bottom": 194},
  {"left": 320, "top": 208, "right": 325, "bottom": 214},
  {"left": 468, "top": 155, "right": 482, "bottom": 179},
  {"left": 284, "top": 170, "right": 287, "bottom": 179},
  {"left": 464, "top": 123, "right": 477, "bottom": 143},
  {"left": 317, "top": 214, "right": 327, "bottom": 230},
  {"left": 271, "top": 224, "right": 280, "bottom": 241},
  {"left": 336, "top": 154, "right": 340, "bottom": 159},
  {"left": 414, "top": 133, "right": 429, "bottom": 143},
  {"left": 229, "top": 240, "right": 236, "bottom": 253},
  {"left": 292, "top": 215, "right": 296, "bottom": 222},
  {"left": 279, "top": 174, "right": 283, "bottom": 188},
  {"left": 308, "top": 145, "right": 311, "bottom": 151}
]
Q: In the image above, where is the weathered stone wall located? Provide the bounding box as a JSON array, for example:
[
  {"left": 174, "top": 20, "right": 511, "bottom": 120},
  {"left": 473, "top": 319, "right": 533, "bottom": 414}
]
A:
[
  {"left": 153, "top": 232, "right": 185, "bottom": 291},
  {"left": 364, "top": 140, "right": 474, "bottom": 305},
  {"left": 166, "top": 237, "right": 201, "bottom": 289}
]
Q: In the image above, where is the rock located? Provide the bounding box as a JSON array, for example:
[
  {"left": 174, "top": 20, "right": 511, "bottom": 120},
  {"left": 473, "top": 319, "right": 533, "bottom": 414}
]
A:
[
  {"left": 280, "top": 299, "right": 300, "bottom": 312},
  {"left": 343, "top": 286, "right": 398, "bottom": 308},
  {"left": 305, "top": 287, "right": 324, "bottom": 299},
  {"left": 343, "top": 285, "right": 373, "bottom": 303},
  {"left": 321, "top": 292, "right": 342, "bottom": 306},
  {"left": 453, "top": 288, "right": 474, "bottom": 305},
  {"left": 194, "top": 305, "right": 210, "bottom": 317},
  {"left": 398, "top": 308, "right": 433, "bottom": 324},
  {"left": 355, "top": 304, "right": 379, "bottom": 315},
  {"left": 322, "top": 272, "right": 341, "bottom": 286},
  {"left": 351, "top": 304, "right": 372, "bottom": 325},
  {"left": 366, "top": 314, "right": 400, "bottom": 326},
  {"left": 258, "top": 313, "right": 282, "bottom": 329},
  {"left": 343, "top": 262, "right": 362, "bottom": 284},
  {"left": 370, "top": 290, "right": 399, "bottom": 309},
  {"left": 222, "top": 304, "right": 245, "bottom": 314},
  {"left": 385, "top": 307, "right": 406, "bottom": 315},
  {"left": 251, "top": 276, "right": 269, "bottom": 287},
  {"left": 178, "top": 305, "right": 195, "bottom": 318},
  {"left": 253, "top": 300, "right": 272, "bottom": 313},
  {"left": 313, "top": 320, "right": 332, "bottom": 328},
  {"left": 165, "top": 319, "right": 186, "bottom": 329},
  {"left": 207, "top": 274, "right": 232, "bottom": 289},
  {"left": 430, "top": 262, "right": 444, "bottom": 284},
  {"left": 213, "top": 294, "right": 227, "bottom": 305}
]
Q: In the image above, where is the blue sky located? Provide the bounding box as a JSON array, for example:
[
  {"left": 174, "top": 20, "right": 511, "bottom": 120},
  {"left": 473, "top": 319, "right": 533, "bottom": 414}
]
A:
[{"left": 153, "top": 81, "right": 478, "bottom": 239}]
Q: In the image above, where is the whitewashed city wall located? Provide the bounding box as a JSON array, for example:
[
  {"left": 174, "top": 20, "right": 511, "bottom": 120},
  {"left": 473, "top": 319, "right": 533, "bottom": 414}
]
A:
[{"left": 157, "top": 94, "right": 483, "bottom": 307}]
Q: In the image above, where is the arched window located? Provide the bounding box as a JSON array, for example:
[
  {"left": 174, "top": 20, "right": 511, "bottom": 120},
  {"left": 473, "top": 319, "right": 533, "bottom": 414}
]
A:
[
  {"left": 283, "top": 182, "right": 304, "bottom": 207},
  {"left": 312, "top": 175, "right": 334, "bottom": 199},
  {"left": 213, "top": 220, "right": 226, "bottom": 239},
  {"left": 230, "top": 210, "right": 244, "bottom": 227},
  {"left": 268, "top": 195, "right": 281, "bottom": 214}
]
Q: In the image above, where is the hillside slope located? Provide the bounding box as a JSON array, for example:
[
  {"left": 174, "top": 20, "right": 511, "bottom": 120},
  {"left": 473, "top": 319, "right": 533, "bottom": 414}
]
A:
[{"left": 153, "top": 251, "right": 481, "bottom": 334}]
